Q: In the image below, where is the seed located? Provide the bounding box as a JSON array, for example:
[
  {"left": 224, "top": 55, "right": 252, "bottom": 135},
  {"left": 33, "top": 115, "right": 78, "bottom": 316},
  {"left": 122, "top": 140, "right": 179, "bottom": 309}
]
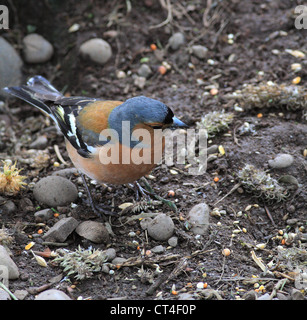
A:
[
  {"left": 210, "top": 88, "right": 219, "bottom": 95},
  {"left": 150, "top": 43, "right": 157, "bottom": 51},
  {"left": 222, "top": 248, "right": 231, "bottom": 256},
  {"left": 292, "top": 76, "right": 301, "bottom": 84}
]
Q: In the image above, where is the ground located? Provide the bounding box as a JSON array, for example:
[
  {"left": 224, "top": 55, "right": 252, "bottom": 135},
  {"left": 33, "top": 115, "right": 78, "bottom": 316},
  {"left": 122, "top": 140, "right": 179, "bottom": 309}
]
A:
[{"left": 0, "top": 0, "right": 306, "bottom": 300}]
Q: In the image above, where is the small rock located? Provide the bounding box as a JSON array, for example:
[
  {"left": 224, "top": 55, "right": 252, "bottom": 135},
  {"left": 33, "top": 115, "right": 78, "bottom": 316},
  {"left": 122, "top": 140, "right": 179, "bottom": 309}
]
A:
[
  {"left": 206, "top": 144, "right": 219, "bottom": 155},
  {"left": 112, "top": 257, "right": 127, "bottom": 265},
  {"left": 291, "top": 288, "right": 305, "bottom": 300},
  {"left": 177, "top": 292, "right": 195, "bottom": 300},
  {"left": 187, "top": 203, "right": 210, "bottom": 235},
  {"left": 0, "top": 245, "right": 19, "bottom": 279},
  {"left": 42, "top": 217, "right": 79, "bottom": 242},
  {"left": 151, "top": 245, "right": 165, "bottom": 254},
  {"left": 257, "top": 293, "right": 271, "bottom": 300},
  {"left": 29, "top": 135, "right": 48, "bottom": 149},
  {"left": 147, "top": 213, "right": 174, "bottom": 241},
  {"left": 33, "top": 176, "right": 78, "bottom": 207},
  {"left": 286, "top": 218, "right": 298, "bottom": 225},
  {"left": 168, "top": 236, "right": 178, "bottom": 247},
  {"left": 134, "top": 76, "right": 146, "bottom": 89},
  {"left": 137, "top": 64, "right": 152, "bottom": 78},
  {"left": 52, "top": 168, "right": 79, "bottom": 178},
  {"left": 23, "top": 33, "right": 54, "bottom": 64},
  {"left": 0, "top": 37, "right": 22, "bottom": 92},
  {"left": 191, "top": 45, "right": 208, "bottom": 59},
  {"left": 1, "top": 200, "right": 16, "bottom": 214},
  {"left": 168, "top": 32, "right": 185, "bottom": 50},
  {"left": 75, "top": 221, "right": 109, "bottom": 244},
  {"left": 140, "top": 217, "right": 152, "bottom": 230},
  {"left": 104, "top": 248, "right": 116, "bottom": 262},
  {"left": 242, "top": 290, "right": 257, "bottom": 300},
  {"left": 35, "top": 289, "right": 71, "bottom": 300},
  {"left": 268, "top": 153, "right": 294, "bottom": 169},
  {"left": 13, "top": 289, "right": 28, "bottom": 300},
  {"left": 80, "top": 38, "right": 112, "bottom": 65},
  {"left": 34, "top": 208, "right": 54, "bottom": 222},
  {"left": 0, "top": 289, "right": 10, "bottom": 300}
]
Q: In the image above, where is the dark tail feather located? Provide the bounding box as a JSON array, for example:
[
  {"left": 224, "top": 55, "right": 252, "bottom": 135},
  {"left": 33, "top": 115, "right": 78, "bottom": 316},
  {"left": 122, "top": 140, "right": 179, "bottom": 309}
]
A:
[{"left": 2, "top": 75, "right": 62, "bottom": 120}]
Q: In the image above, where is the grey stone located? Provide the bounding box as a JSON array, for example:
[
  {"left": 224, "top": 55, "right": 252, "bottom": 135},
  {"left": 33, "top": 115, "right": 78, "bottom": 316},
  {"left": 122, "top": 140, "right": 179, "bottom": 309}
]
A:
[
  {"left": 29, "top": 135, "right": 48, "bottom": 149},
  {"left": 191, "top": 45, "right": 208, "bottom": 59},
  {"left": 34, "top": 208, "right": 54, "bottom": 222},
  {"left": 13, "top": 289, "right": 28, "bottom": 300},
  {"left": 137, "top": 64, "right": 152, "bottom": 78},
  {"left": 104, "top": 248, "right": 116, "bottom": 262},
  {"left": 187, "top": 203, "right": 210, "bottom": 235},
  {"left": 168, "top": 32, "right": 185, "bottom": 50},
  {"left": 147, "top": 213, "right": 174, "bottom": 241},
  {"left": 0, "top": 37, "right": 22, "bottom": 93},
  {"left": 51, "top": 168, "right": 79, "bottom": 178},
  {"left": 75, "top": 221, "right": 110, "bottom": 244},
  {"left": 0, "top": 289, "right": 10, "bottom": 300},
  {"left": 151, "top": 245, "right": 165, "bottom": 253},
  {"left": 33, "top": 176, "right": 78, "bottom": 207},
  {"left": 42, "top": 217, "right": 79, "bottom": 242},
  {"left": 0, "top": 245, "right": 19, "bottom": 279},
  {"left": 80, "top": 38, "right": 112, "bottom": 65},
  {"left": 35, "top": 289, "right": 71, "bottom": 300},
  {"left": 1, "top": 200, "right": 17, "bottom": 214},
  {"left": 23, "top": 33, "right": 54, "bottom": 64},
  {"left": 168, "top": 236, "right": 178, "bottom": 247},
  {"left": 268, "top": 153, "right": 294, "bottom": 169},
  {"left": 112, "top": 257, "right": 127, "bottom": 265}
]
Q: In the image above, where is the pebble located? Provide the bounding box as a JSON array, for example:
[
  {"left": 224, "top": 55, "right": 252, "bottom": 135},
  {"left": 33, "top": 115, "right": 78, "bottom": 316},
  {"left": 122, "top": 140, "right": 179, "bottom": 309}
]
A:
[
  {"left": 191, "top": 45, "right": 208, "bottom": 59},
  {"left": 104, "top": 248, "right": 116, "bottom": 262},
  {"left": 0, "top": 289, "right": 10, "bottom": 300},
  {"left": 187, "top": 203, "right": 210, "bottom": 235},
  {"left": 168, "top": 32, "right": 185, "bottom": 50},
  {"left": 291, "top": 288, "right": 305, "bottom": 300},
  {"left": 112, "top": 257, "right": 127, "bottom": 265},
  {"left": 134, "top": 76, "right": 146, "bottom": 89},
  {"left": 168, "top": 236, "right": 178, "bottom": 247},
  {"left": 51, "top": 168, "right": 79, "bottom": 178},
  {"left": 13, "top": 289, "right": 28, "bottom": 300},
  {"left": 35, "top": 289, "right": 71, "bottom": 300},
  {"left": 137, "top": 64, "right": 152, "bottom": 78},
  {"left": 42, "top": 217, "right": 79, "bottom": 242},
  {"left": 0, "top": 245, "right": 19, "bottom": 279},
  {"left": 268, "top": 153, "right": 294, "bottom": 169},
  {"left": 1, "top": 200, "right": 16, "bottom": 214},
  {"left": 0, "top": 37, "right": 22, "bottom": 91},
  {"left": 33, "top": 176, "right": 78, "bottom": 207},
  {"left": 75, "top": 221, "right": 110, "bottom": 244},
  {"left": 22, "top": 33, "right": 54, "bottom": 63},
  {"left": 34, "top": 208, "right": 54, "bottom": 222},
  {"left": 147, "top": 213, "right": 175, "bottom": 241},
  {"left": 151, "top": 245, "right": 165, "bottom": 254},
  {"left": 79, "top": 38, "right": 112, "bottom": 65},
  {"left": 29, "top": 135, "right": 48, "bottom": 149}
]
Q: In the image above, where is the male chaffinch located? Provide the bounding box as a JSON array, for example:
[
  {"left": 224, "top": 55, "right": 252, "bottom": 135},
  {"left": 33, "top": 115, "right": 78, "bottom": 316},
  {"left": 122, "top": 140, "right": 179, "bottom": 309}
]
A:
[{"left": 3, "top": 75, "right": 187, "bottom": 218}]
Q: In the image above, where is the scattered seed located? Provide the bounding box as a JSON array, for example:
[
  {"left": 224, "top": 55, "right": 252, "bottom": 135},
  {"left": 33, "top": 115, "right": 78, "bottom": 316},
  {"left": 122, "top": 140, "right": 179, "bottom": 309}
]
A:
[
  {"left": 170, "top": 169, "right": 178, "bottom": 175},
  {"left": 158, "top": 65, "right": 167, "bottom": 75},
  {"left": 257, "top": 113, "right": 263, "bottom": 118},
  {"left": 168, "top": 190, "right": 175, "bottom": 197},
  {"left": 285, "top": 49, "right": 305, "bottom": 58},
  {"left": 213, "top": 176, "right": 219, "bottom": 182},
  {"left": 242, "top": 228, "right": 247, "bottom": 233},
  {"left": 256, "top": 243, "right": 266, "bottom": 250},
  {"left": 218, "top": 145, "right": 225, "bottom": 155},
  {"left": 25, "top": 242, "right": 35, "bottom": 250},
  {"left": 292, "top": 76, "right": 301, "bottom": 84},
  {"left": 222, "top": 248, "right": 231, "bottom": 256},
  {"left": 150, "top": 43, "right": 157, "bottom": 51},
  {"left": 210, "top": 88, "right": 219, "bottom": 95},
  {"left": 303, "top": 149, "right": 307, "bottom": 157},
  {"left": 37, "top": 229, "right": 43, "bottom": 234}
]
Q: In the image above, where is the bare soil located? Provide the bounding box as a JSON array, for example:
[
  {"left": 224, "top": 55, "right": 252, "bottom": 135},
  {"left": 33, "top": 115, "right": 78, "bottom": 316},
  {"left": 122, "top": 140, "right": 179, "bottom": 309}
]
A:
[{"left": 0, "top": 0, "right": 306, "bottom": 300}]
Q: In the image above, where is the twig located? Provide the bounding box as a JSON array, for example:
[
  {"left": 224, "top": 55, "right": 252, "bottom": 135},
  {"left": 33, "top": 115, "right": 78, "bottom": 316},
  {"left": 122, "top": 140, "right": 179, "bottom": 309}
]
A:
[
  {"left": 54, "top": 144, "right": 68, "bottom": 165},
  {"left": 264, "top": 205, "right": 276, "bottom": 227},
  {"left": 268, "top": 278, "right": 288, "bottom": 300},
  {"left": 213, "top": 182, "right": 241, "bottom": 206},
  {"left": 149, "top": 0, "right": 173, "bottom": 30}
]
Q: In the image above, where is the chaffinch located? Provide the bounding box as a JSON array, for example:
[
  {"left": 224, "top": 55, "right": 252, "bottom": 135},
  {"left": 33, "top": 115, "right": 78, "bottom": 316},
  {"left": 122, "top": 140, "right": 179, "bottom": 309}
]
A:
[{"left": 3, "top": 75, "right": 187, "bottom": 218}]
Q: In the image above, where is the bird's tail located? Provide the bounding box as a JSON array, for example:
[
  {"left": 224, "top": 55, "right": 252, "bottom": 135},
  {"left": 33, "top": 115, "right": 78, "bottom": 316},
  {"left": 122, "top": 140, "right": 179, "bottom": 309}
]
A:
[{"left": 2, "top": 75, "right": 63, "bottom": 120}]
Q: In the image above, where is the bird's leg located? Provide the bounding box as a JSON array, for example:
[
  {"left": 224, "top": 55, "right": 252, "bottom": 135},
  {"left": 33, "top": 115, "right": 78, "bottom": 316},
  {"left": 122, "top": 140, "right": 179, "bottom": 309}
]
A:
[{"left": 80, "top": 173, "right": 116, "bottom": 220}]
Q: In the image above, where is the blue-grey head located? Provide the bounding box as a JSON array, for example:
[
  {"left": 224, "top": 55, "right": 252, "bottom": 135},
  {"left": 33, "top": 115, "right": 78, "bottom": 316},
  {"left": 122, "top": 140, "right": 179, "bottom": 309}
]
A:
[{"left": 108, "top": 96, "right": 187, "bottom": 132}]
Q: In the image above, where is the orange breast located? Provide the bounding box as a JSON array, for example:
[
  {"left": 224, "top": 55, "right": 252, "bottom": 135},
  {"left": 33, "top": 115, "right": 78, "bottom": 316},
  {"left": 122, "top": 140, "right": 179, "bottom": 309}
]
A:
[{"left": 65, "top": 128, "right": 165, "bottom": 185}]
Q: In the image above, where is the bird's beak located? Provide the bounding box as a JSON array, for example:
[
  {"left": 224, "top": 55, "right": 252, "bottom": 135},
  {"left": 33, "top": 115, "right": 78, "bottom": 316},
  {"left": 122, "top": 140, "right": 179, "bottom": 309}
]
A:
[{"left": 171, "top": 116, "right": 189, "bottom": 129}]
